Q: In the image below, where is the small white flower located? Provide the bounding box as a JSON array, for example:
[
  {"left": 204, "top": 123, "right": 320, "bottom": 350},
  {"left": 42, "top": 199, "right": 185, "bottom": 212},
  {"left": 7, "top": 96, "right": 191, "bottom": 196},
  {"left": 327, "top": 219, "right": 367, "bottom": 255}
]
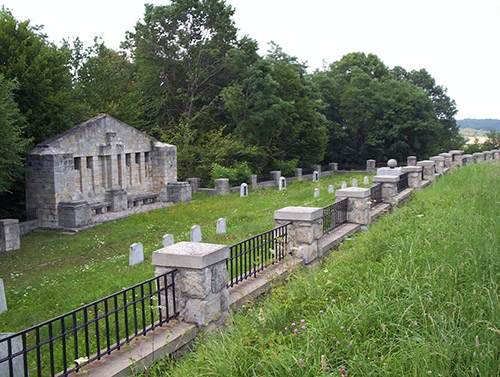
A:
[{"left": 75, "top": 356, "right": 89, "bottom": 367}]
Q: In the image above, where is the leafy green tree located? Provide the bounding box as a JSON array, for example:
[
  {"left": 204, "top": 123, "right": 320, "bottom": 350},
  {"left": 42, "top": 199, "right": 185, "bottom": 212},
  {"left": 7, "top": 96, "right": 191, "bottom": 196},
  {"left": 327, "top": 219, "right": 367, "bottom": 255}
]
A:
[{"left": 483, "top": 130, "right": 500, "bottom": 149}]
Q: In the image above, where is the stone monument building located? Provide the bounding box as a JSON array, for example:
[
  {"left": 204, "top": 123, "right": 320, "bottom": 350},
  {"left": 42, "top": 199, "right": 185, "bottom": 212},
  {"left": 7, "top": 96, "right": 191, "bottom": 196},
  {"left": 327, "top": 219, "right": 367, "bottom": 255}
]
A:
[{"left": 26, "top": 115, "right": 190, "bottom": 229}]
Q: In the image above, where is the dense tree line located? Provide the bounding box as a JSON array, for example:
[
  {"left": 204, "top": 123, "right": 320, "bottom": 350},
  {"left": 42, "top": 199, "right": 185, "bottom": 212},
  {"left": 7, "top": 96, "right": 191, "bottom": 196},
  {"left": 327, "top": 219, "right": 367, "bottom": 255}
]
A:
[{"left": 0, "top": 2, "right": 463, "bottom": 213}]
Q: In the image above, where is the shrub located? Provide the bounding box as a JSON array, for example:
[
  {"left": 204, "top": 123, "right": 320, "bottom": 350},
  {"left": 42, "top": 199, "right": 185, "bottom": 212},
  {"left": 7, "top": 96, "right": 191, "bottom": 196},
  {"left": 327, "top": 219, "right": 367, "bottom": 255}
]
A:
[
  {"left": 210, "top": 161, "right": 252, "bottom": 186},
  {"left": 273, "top": 159, "right": 298, "bottom": 177}
]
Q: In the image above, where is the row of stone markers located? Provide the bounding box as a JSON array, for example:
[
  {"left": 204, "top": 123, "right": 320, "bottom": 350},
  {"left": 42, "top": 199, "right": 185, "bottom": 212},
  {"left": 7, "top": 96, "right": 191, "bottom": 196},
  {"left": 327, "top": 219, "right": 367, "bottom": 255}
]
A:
[{"left": 313, "top": 176, "right": 371, "bottom": 198}]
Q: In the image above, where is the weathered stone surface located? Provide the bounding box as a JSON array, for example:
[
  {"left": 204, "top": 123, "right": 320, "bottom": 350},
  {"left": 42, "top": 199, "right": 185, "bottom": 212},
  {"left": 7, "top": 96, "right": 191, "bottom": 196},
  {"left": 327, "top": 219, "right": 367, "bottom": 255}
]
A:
[
  {"left": 190, "top": 225, "right": 202, "bottom": 242},
  {"left": 328, "top": 184, "right": 334, "bottom": 194},
  {"left": 0, "top": 279, "right": 6, "bottom": 313},
  {"left": 0, "top": 333, "right": 26, "bottom": 377},
  {"left": 214, "top": 179, "right": 229, "bottom": 195},
  {"left": 270, "top": 170, "right": 281, "bottom": 184},
  {"left": 295, "top": 168, "right": 303, "bottom": 182},
  {"left": 274, "top": 206, "right": 322, "bottom": 222},
  {"left": 153, "top": 242, "right": 229, "bottom": 269},
  {"left": 417, "top": 160, "right": 436, "bottom": 182},
  {"left": 187, "top": 178, "right": 200, "bottom": 193},
  {"left": 407, "top": 156, "right": 417, "bottom": 166},
  {"left": 57, "top": 201, "right": 91, "bottom": 228},
  {"left": 129, "top": 242, "right": 144, "bottom": 266},
  {"left": 216, "top": 218, "right": 226, "bottom": 234},
  {"left": 329, "top": 162, "right": 338, "bottom": 172},
  {"left": 429, "top": 156, "right": 445, "bottom": 175},
  {"left": 162, "top": 234, "right": 174, "bottom": 247},
  {"left": 250, "top": 174, "right": 258, "bottom": 190},
  {"left": 449, "top": 150, "right": 463, "bottom": 167},
  {"left": 402, "top": 166, "right": 422, "bottom": 189},
  {"left": 439, "top": 153, "right": 453, "bottom": 169},
  {"left": 279, "top": 177, "right": 287, "bottom": 191},
  {"left": 335, "top": 187, "right": 371, "bottom": 198},
  {"left": 351, "top": 178, "right": 358, "bottom": 187},
  {"left": 376, "top": 167, "right": 401, "bottom": 176},
  {"left": 0, "top": 220, "right": 20, "bottom": 252},
  {"left": 462, "top": 154, "right": 474, "bottom": 165},
  {"left": 314, "top": 188, "right": 320, "bottom": 197},
  {"left": 366, "top": 159, "right": 376, "bottom": 174},
  {"left": 472, "top": 152, "right": 483, "bottom": 163},
  {"left": 167, "top": 182, "right": 192, "bottom": 203},
  {"left": 240, "top": 183, "right": 248, "bottom": 197},
  {"left": 177, "top": 268, "right": 211, "bottom": 299}
]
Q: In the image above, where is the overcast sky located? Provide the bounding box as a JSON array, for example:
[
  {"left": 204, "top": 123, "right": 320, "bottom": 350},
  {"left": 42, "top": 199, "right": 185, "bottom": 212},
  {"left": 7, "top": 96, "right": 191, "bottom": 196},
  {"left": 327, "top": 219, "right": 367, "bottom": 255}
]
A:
[{"left": 2, "top": 0, "right": 499, "bottom": 119}]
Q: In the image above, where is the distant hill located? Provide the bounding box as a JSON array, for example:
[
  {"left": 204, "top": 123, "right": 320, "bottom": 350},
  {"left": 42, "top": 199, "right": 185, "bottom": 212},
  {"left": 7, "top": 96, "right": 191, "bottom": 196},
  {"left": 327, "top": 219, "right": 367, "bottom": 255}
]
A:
[{"left": 457, "top": 119, "right": 500, "bottom": 131}]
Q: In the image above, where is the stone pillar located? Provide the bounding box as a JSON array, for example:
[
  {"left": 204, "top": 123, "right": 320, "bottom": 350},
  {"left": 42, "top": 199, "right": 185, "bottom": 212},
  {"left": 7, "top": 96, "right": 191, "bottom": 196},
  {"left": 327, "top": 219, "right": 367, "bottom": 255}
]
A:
[
  {"left": 110, "top": 153, "right": 120, "bottom": 188},
  {"left": 0, "top": 220, "right": 20, "bottom": 252},
  {"left": 167, "top": 182, "right": 192, "bottom": 202},
  {"left": 462, "top": 154, "right": 473, "bottom": 165},
  {"left": 313, "top": 165, "right": 321, "bottom": 174},
  {"left": 152, "top": 242, "right": 229, "bottom": 326},
  {"left": 472, "top": 152, "right": 483, "bottom": 163},
  {"left": 366, "top": 159, "right": 376, "bottom": 174},
  {"left": 481, "top": 151, "right": 488, "bottom": 162},
  {"left": 417, "top": 160, "right": 436, "bottom": 182},
  {"left": 372, "top": 176, "right": 399, "bottom": 206},
  {"left": 270, "top": 171, "right": 281, "bottom": 185},
  {"left": 407, "top": 156, "right": 417, "bottom": 166},
  {"left": 57, "top": 201, "right": 91, "bottom": 228},
  {"left": 118, "top": 153, "right": 127, "bottom": 189},
  {"left": 187, "top": 178, "right": 200, "bottom": 193},
  {"left": 274, "top": 206, "right": 323, "bottom": 265},
  {"left": 214, "top": 178, "right": 230, "bottom": 195},
  {"left": 105, "top": 188, "right": 128, "bottom": 212},
  {"left": 484, "top": 151, "right": 493, "bottom": 161},
  {"left": 334, "top": 187, "right": 371, "bottom": 225},
  {"left": 152, "top": 142, "right": 177, "bottom": 201},
  {"left": 250, "top": 174, "right": 258, "bottom": 190},
  {"left": 449, "top": 150, "right": 463, "bottom": 168},
  {"left": 328, "top": 162, "right": 338, "bottom": 173},
  {"left": 438, "top": 153, "right": 452, "bottom": 172},
  {"left": 402, "top": 165, "right": 423, "bottom": 190},
  {"left": 295, "top": 168, "right": 303, "bottom": 182},
  {"left": 491, "top": 150, "right": 500, "bottom": 159},
  {"left": 429, "top": 156, "right": 445, "bottom": 176}
]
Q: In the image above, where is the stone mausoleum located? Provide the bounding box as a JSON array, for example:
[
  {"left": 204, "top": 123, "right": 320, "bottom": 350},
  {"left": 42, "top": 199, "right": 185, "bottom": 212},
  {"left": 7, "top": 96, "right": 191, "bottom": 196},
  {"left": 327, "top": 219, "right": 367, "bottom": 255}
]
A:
[{"left": 26, "top": 115, "right": 191, "bottom": 229}]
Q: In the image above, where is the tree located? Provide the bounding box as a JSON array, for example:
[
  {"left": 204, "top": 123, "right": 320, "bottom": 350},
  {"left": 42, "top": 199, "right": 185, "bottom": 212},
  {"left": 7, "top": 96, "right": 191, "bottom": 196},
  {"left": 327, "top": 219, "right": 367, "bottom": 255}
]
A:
[{"left": 483, "top": 130, "right": 500, "bottom": 149}]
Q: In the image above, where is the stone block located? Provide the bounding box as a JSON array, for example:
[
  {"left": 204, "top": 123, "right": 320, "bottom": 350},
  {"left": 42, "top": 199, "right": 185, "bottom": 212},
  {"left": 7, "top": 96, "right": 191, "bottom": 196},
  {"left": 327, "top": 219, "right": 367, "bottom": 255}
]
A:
[
  {"left": 417, "top": 160, "right": 436, "bottom": 181},
  {"left": 0, "top": 220, "right": 20, "bottom": 252},
  {"left": 274, "top": 207, "right": 322, "bottom": 222},
  {"left": 270, "top": 170, "right": 281, "bottom": 184},
  {"left": 57, "top": 201, "right": 91, "bottom": 228},
  {"left": 177, "top": 268, "right": 212, "bottom": 299},
  {"left": 296, "top": 226, "right": 314, "bottom": 244},
  {"left": 190, "top": 225, "right": 202, "bottom": 242},
  {"left": 0, "top": 333, "right": 26, "bottom": 377},
  {"left": 472, "top": 152, "right": 483, "bottom": 163},
  {"left": 300, "top": 243, "right": 318, "bottom": 265},
  {"left": 407, "top": 156, "right": 417, "bottom": 166},
  {"left": 295, "top": 168, "right": 303, "bottom": 181},
  {"left": 105, "top": 188, "right": 127, "bottom": 212},
  {"left": 214, "top": 179, "right": 230, "bottom": 195},
  {"left": 153, "top": 242, "right": 229, "bottom": 269},
  {"left": 335, "top": 187, "right": 371, "bottom": 199},
  {"left": 187, "top": 178, "right": 200, "bottom": 193},
  {"left": 328, "top": 162, "right": 338, "bottom": 172},
  {"left": 250, "top": 174, "right": 258, "bottom": 190},
  {"left": 162, "top": 234, "right": 174, "bottom": 247},
  {"left": 366, "top": 159, "right": 376, "bottom": 174},
  {"left": 376, "top": 167, "right": 401, "bottom": 176},
  {"left": 328, "top": 184, "right": 334, "bottom": 194},
  {"left": 167, "top": 182, "right": 192, "bottom": 202},
  {"left": 216, "top": 218, "right": 226, "bottom": 234},
  {"left": 129, "top": 242, "right": 144, "bottom": 266},
  {"left": 0, "top": 279, "right": 6, "bottom": 313},
  {"left": 314, "top": 188, "right": 320, "bottom": 197}
]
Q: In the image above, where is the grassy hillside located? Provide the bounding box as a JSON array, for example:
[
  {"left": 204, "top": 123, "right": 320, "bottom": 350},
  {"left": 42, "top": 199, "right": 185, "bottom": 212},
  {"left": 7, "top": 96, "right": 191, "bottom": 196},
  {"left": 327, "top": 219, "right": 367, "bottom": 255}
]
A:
[{"left": 143, "top": 162, "right": 500, "bottom": 376}]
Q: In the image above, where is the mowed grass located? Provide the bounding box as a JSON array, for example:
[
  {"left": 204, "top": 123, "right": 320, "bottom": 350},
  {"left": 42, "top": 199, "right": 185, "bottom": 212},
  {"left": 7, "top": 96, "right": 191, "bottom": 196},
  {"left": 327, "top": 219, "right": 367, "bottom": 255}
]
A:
[
  {"left": 142, "top": 162, "right": 500, "bottom": 376},
  {"left": 0, "top": 172, "right": 368, "bottom": 332}
]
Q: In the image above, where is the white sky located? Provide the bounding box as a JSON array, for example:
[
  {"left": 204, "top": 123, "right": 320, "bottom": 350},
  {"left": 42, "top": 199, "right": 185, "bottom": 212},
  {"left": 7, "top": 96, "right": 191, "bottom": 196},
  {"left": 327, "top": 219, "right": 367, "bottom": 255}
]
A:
[{"left": 2, "top": 0, "right": 499, "bottom": 119}]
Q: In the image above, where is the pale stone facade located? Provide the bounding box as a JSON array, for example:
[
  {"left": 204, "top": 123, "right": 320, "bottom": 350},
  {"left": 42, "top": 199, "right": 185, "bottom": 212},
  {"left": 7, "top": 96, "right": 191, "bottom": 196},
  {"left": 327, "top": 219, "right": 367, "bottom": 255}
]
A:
[{"left": 26, "top": 115, "right": 189, "bottom": 228}]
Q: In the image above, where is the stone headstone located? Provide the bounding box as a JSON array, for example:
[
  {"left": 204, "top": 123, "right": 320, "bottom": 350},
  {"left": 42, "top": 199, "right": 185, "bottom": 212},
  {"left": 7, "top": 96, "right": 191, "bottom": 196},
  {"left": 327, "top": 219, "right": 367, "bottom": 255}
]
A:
[
  {"left": 314, "top": 188, "right": 320, "bottom": 197},
  {"left": 363, "top": 176, "right": 370, "bottom": 185},
  {"left": 0, "top": 279, "right": 6, "bottom": 314},
  {"left": 216, "top": 218, "right": 226, "bottom": 234},
  {"left": 129, "top": 243, "right": 144, "bottom": 266},
  {"left": 352, "top": 179, "right": 358, "bottom": 187},
  {"left": 313, "top": 171, "right": 319, "bottom": 182},
  {"left": 162, "top": 234, "right": 174, "bottom": 248},
  {"left": 240, "top": 183, "right": 248, "bottom": 197},
  {"left": 0, "top": 333, "right": 26, "bottom": 377},
  {"left": 190, "top": 225, "right": 202, "bottom": 242},
  {"left": 279, "top": 177, "right": 287, "bottom": 191},
  {"left": 341, "top": 181, "right": 347, "bottom": 189},
  {"left": 328, "top": 184, "right": 334, "bottom": 194}
]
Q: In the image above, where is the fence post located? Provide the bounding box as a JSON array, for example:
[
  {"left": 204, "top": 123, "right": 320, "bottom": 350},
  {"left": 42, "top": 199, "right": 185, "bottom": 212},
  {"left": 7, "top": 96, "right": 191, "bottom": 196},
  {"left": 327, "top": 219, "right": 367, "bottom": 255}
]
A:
[
  {"left": 295, "top": 168, "right": 303, "bottom": 182},
  {"left": 462, "top": 154, "right": 474, "bottom": 165},
  {"left": 417, "top": 160, "right": 436, "bottom": 182},
  {"left": 492, "top": 150, "right": 500, "bottom": 160},
  {"left": 328, "top": 162, "right": 338, "bottom": 173},
  {"left": 152, "top": 242, "right": 229, "bottom": 326},
  {"left": 270, "top": 170, "right": 281, "bottom": 186},
  {"left": 366, "top": 159, "right": 376, "bottom": 174},
  {"left": 335, "top": 188, "right": 371, "bottom": 226},
  {"left": 429, "top": 156, "right": 445, "bottom": 176},
  {"left": 484, "top": 151, "right": 493, "bottom": 161},
  {"left": 449, "top": 150, "right": 463, "bottom": 168},
  {"left": 0, "top": 219, "right": 20, "bottom": 252},
  {"left": 439, "top": 153, "right": 453, "bottom": 172},
  {"left": 371, "top": 176, "right": 399, "bottom": 206},
  {"left": 407, "top": 156, "right": 417, "bottom": 166},
  {"left": 187, "top": 178, "right": 200, "bottom": 193},
  {"left": 250, "top": 174, "right": 258, "bottom": 190},
  {"left": 274, "top": 207, "right": 323, "bottom": 265},
  {"left": 402, "top": 165, "right": 423, "bottom": 190},
  {"left": 214, "top": 178, "right": 230, "bottom": 195}
]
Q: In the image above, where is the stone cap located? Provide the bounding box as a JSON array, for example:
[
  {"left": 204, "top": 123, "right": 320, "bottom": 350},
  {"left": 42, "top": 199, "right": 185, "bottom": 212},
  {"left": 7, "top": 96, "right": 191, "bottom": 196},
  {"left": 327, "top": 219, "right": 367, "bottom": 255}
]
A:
[
  {"left": 449, "top": 150, "right": 463, "bottom": 155},
  {"left": 376, "top": 167, "right": 401, "bottom": 176},
  {"left": 152, "top": 242, "right": 229, "bottom": 269},
  {"left": 473, "top": 152, "right": 483, "bottom": 156},
  {"left": 274, "top": 206, "right": 322, "bottom": 222},
  {"left": 462, "top": 154, "right": 473, "bottom": 158},
  {"left": 439, "top": 153, "right": 452, "bottom": 158},
  {"left": 402, "top": 166, "right": 423, "bottom": 173},
  {"left": 372, "top": 175, "right": 400, "bottom": 183},
  {"left": 429, "top": 156, "right": 444, "bottom": 161},
  {"left": 417, "top": 160, "right": 436, "bottom": 166},
  {"left": 335, "top": 187, "right": 371, "bottom": 198},
  {"left": 58, "top": 200, "right": 89, "bottom": 208},
  {"left": 491, "top": 149, "right": 499, "bottom": 153},
  {"left": 0, "top": 219, "right": 19, "bottom": 225}
]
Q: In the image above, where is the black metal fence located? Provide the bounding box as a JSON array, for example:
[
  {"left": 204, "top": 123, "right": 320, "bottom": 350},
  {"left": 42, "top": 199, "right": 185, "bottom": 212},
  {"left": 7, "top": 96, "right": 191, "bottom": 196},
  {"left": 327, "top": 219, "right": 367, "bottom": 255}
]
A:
[
  {"left": 0, "top": 270, "right": 178, "bottom": 377},
  {"left": 322, "top": 198, "right": 348, "bottom": 234},
  {"left": 301, "top": 166, "right": 315, "bottom": 175},
  {"left": 370, "top": 183, "right": 383, "bottom": 208},
  {"left": 0, "top": 209, "right": 38, "bottom": 222},
  {"left": 227, "top": 223, "right": 290, "bottom": 287},
  {"left": 397, "top": 172, "right": 409, "bottom": 193}
]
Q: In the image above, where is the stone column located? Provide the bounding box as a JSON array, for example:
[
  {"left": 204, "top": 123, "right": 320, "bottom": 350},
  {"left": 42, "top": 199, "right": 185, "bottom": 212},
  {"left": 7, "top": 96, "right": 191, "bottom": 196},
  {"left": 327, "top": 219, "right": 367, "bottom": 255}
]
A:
[
  {"left": 334, "top": 187, "right": 371, "bottom": 225},
  {"left": 328, "top": 162, "right": 338, "bottom": 173},
  {"left": 295, "top": 168, "right": 303, "bottom": 182},
  {"left": 274, "top": 206, "right": 323, "bottom": 265},
  {"left": 105, "top": 188, "right": 127, "bottom": 211},
  {"left": 366, "top": 159, "right": 376, "bottom": 174},
  {"left": 187, "top": 178, "right": 200, "bottom": 193},
  {"left": 484, "top": 151, "right": 493, "bottom": 161},
  {"left": 449, "top": 150, "right": 463, "bottom": 168},
  {"left": 472, "top": 152, "right": 483, "bottom": 163},
  {"left": 152, "top": 242, "right": 229, "bottom": 326},
  {"left": 214, "top": 178, "right": 230, "bottom": 195},
  {"left": 270, "top": 170, "right": 281, "bottom": 185},
  {"left": 491, "top": 150, "right": 500, "bottom": 160},
  {"left": 417, "top": 160, "right": 436, "bottom": 182},
  {"left": 57, "top": 201, "right": 92, "bottom": 228},
  {"left": 402, "top": 165, "right": 423, "bottom": 190},
  {"left": 110, "top": 153, "right": 120, "bottom": 188},
  {"left": 429, "top": 156, "right": 445, "bottom": 176},
  {"left": 438, "top": 153, "right": 452, "bottom": 172},
  {"left": 462, "top": 154, "right": 473, "bottom": 165},
  {"left": 250, "top": 174, "right": 258, "bottom": 190},
  {"left": 0, "top": 219, "right": 20, "bottom": 252},
  {"left": 152, "top": 142, "right": 177, "bottom": 201},
  {"left": 372, "top": 176, "right": 399, "bottom": 206},
  {"left": 167, "top": 182, "right": 192, "bottom": 202},
  {"left": 407, "top": 156, "right": 417, "bottom": 166},
  {"left": 118, "top": 153, "right": 127, "bottom": 189},
  {"left": 480, "top": 151, "right": 488, "bottom": 162}
]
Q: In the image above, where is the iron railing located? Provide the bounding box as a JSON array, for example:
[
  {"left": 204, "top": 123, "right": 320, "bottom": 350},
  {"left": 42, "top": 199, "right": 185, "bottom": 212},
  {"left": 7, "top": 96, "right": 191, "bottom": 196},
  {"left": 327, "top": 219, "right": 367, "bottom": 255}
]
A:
[
  {"left": 397, "top": 172, "right": 409, "bottom": 193},
  {"left": 301, "top": 167, "right": 315, "bottom": 175},
  {"left": 370, "top": 183, "right": 383, "bottom": 208},
  {"left": 322, "top": 198, "right": 348, "bottom": 234},
  {"left": 227, "top": 223, "right": 290, "bottom": 287},
  {"left": 0, "top": 270, "right": 178, "bottom": 377}
]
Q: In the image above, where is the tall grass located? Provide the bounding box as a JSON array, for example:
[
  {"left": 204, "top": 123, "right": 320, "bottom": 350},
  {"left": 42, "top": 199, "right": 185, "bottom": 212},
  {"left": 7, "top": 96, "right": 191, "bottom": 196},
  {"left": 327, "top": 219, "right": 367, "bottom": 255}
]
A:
[{"left": 142, "top": 163, "right": 500, "bottom": 376}]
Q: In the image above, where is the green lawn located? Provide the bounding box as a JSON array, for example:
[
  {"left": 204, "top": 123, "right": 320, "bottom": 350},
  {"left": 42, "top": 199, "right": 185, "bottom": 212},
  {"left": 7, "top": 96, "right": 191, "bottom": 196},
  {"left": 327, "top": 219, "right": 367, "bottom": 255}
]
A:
[
  {"left": 0, "top": 172, "right": 368, "bottom": 333},
  {"left": 141, "top": 162, "right": 500, "bottom": 376}
]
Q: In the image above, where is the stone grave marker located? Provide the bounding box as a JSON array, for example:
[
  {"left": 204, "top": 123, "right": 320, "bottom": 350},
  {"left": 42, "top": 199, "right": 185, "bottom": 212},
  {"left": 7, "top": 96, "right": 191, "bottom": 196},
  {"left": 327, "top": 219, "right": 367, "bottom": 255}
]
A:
[
  {"left": 363, "top": 176, "right": 370, "bottom": 185},
  {"left": 0, "top": 333, "right": 25, "bottom": 377},
  {"left": 0, "top": 279, "right": 6, "bottom": 314},
  {"left": 216, "top": 218, "right": 226, "bottom": 234},
  {"left": 279, "top": 176, "right": 287, "bottom": 191},
  {"left": 341, "top": 181, "right": 347, "bottom": 189},
  {"left": 314, "top": 188, "right": 320, "bottom": 197},
  {"left": 328, "top": 184, "right": 334, "bottom": 194},
  {"left": 162, "top": 234, "right": 174, "bottom": 248},
  {"left": 352, "top": 178, "right": 358, "bottom": 187},
  {"left": 191, "top": 225, "right": 202, "bottom": 242},
  {"left": 240, "top": 183, "right": 248, "bottom": 197},
  {"left": 129, "top": 243, "right": 144, "bottom": 266},
  {"left": 313, "top": 171, "right": 319, "bottom": 182}
]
